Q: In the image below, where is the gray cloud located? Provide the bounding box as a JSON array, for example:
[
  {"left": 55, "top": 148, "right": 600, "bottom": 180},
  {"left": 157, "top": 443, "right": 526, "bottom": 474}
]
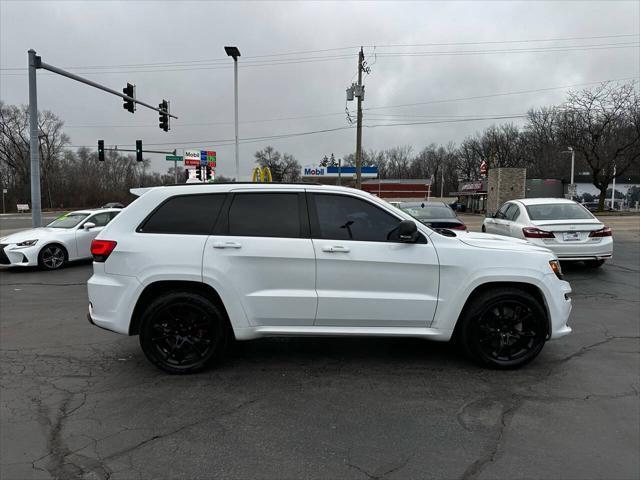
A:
[{"left": 1, "top": 0, "right": 638, "bottom": 178}]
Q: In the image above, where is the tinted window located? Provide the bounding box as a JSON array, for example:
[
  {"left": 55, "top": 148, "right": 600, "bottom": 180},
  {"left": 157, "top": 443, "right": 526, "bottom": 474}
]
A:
[
  {"left": 313, "top": 194, "right": 401, "bottom": 242},
  {"left": 496, "top": 203, "right": 511, "bottom": 219},
  {"left": 401, "top": 204, "right": 456, "bottom": 220},
  {"left": 228, "top": 193, "right": 300, "bottom": 238},
  {"left": 88, "top": 212, "right": 112, "bottom": 227},
  {"left": 140, "top": 194, "right": 225, "bottom": 234},
  {"left": 526, "top": 203, "right": 594, "bottom": 221},
  {"left": 504, "top": 204, "right": 519, "bottom": 221}
]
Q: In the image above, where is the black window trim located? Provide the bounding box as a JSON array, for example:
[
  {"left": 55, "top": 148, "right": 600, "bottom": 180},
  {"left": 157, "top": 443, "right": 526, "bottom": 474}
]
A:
[
  {"left": 136, "top": 193, "right": 228, "bottom": 235},
  {"left": 214, "top": 191, "right": 310, "bottom": 239},
  {"left": 307, "top": 191, "right": 427, "bottom": 244}
]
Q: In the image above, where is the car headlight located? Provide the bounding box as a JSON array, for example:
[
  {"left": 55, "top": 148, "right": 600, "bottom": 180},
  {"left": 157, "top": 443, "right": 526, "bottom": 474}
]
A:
[
  {"left": 16, "top": 239, "right": 38, "bottom": 247},
  {"left": 549, "top": 259, "right": 563, "bottom": 280}
]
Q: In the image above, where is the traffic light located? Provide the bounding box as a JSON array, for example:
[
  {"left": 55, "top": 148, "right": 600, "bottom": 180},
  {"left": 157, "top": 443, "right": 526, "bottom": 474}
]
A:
[
  {"left": 123, "top": 83, "right": 135, "bottom": 113},
  {"left": 136, "top": 140, "right": 143, "bottom": 162},
  {"left": 158, "top": 100, "right": 169, "bottom": 132},
  {"left": 205, "top": 165, "right": 212, "bottom": 180},
  {"left": 98, "top": 140, "right": 105, "bottom": 161},
  {"left": 195, "top": 165, "right": 202, "bottom": 180},
  {"left": 184, "top": 170, "right": 190, "bottom": 182}
]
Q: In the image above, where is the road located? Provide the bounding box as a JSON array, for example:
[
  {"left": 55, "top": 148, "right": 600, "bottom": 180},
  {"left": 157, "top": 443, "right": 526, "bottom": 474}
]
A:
[{"left": 0, "top": 218, "right": 638, "bottom": 479}]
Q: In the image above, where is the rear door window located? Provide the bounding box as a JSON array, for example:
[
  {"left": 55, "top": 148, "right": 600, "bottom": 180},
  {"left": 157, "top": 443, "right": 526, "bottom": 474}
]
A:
[
  {"left": 227, "top": 193, "right": 302, "bottom": 238},
  {"left": 138, "top": 194, "right": 226, "bottom": 235}
]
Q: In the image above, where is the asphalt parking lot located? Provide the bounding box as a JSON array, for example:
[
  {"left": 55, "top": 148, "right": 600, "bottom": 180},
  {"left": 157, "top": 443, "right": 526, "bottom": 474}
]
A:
[{"left": 1, "top": 215, "right": 639, "bottom": 479}]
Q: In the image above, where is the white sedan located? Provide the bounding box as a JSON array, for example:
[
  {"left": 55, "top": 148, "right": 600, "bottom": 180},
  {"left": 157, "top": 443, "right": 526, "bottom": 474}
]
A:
[
  {"left": 0, "top": 208, "right": 121, "bottom": 270},
  {"left": 482, "top": 198, "right": 613, "bottom": 267}
]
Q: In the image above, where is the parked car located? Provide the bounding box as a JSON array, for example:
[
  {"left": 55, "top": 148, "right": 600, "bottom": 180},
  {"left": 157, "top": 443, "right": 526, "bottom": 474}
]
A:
[
  {"left": 102, "top": 202, "right": 125, "bottom": 209},
  {"left": 398, "top": 201, "right": 467, "bottom": 231},
  {"left": 482, "top": 198, "right": 613, "bottom": 267},
  {"left": 0, "top": 209, "right": 121, "bottom": 270},
  {"left": 87, "top": 184, "right": 571, "bottom": 373}
]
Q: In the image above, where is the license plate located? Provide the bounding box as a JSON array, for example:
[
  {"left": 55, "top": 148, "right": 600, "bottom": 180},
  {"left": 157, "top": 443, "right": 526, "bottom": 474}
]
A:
[{"left": 563, "top": 232, "right": 580, "bottom": 241}]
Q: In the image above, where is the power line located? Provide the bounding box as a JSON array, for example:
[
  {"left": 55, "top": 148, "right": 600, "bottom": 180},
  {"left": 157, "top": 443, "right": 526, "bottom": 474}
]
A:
[
  {"left": 3, "top": 33, "right": 636, "bottom": 72},
  {"left": 2, "top": 40, "right": 638, "bottom": 76},
  {"left": 363, "top": 77, "right": 640, "bottom": 111}
]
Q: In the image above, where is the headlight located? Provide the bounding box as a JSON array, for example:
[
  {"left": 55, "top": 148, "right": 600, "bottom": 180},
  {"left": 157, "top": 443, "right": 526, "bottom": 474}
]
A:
[
  {"left": 16, "top": 239, "right": 38, "bottom": 247},
  {"left": 549, "top": 259, "right": 563, "bottom": 279}
]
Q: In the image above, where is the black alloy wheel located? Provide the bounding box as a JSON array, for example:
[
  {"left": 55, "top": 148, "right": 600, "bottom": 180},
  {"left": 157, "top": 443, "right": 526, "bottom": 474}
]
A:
[
  {"left": 139, "top": 291, "right": 228, "bottom": 374},
  {"left": 460, "top": 288, "right": 547, "bottom": 369},
  {"left": 38, "top": 244, "right": 67, "bottom": 270}
]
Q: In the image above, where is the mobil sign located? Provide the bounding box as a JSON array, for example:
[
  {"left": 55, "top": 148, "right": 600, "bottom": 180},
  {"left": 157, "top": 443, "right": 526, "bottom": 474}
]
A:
[
  {"left": 184, "top": 150, "right": 201, "bottom": 167},
  {"left": 304, "top": 167, "right": 326, "bottom": 176}
]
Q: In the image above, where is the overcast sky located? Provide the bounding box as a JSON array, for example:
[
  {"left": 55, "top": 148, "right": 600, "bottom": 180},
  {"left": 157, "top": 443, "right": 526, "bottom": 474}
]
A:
[{"left": 1, "top": 0, "right": 639, "bottom": 178}]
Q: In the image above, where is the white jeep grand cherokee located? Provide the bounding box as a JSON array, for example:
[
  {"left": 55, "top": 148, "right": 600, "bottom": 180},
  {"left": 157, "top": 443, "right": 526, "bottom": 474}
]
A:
[{"left": 87, "top": 183, "right": 572, "bottom": 373}]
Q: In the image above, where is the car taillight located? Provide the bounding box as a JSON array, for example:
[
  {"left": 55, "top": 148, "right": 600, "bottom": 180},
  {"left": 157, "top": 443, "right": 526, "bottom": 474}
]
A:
[
  {"left": 589, "top": 226, "right": 612, "bottom": 237},
  {"left": 91, "top": 240, "right": 117, "bottom": 262},
  {"left": 449, "top": 224, "right": 467, "bottom": 230},
  {"left": 522, "top": 227, "right": 555, "bottom": 239}
]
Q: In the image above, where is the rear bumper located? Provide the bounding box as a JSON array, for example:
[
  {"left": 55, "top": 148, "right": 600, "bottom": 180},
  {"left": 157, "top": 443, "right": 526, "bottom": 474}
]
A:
[
  {"left": 87, "top": 266, "right": 142, "bottom": 334},
  {"left": 528, "top": 237, "right": 613, "bottom": 262}
]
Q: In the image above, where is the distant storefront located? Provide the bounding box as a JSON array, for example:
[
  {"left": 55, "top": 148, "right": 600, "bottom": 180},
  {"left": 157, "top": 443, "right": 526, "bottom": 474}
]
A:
[{"left": 452, "top": 180, "right": 487, "bottom": 213}]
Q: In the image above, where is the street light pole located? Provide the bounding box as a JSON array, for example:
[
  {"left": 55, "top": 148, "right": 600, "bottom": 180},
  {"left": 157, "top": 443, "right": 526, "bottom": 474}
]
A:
[
  {"left": 225, "top": 46, "right": 241, "bottom": 181},
  {"left": 568, "top": 146, "right": 575, "bottom": 186}
]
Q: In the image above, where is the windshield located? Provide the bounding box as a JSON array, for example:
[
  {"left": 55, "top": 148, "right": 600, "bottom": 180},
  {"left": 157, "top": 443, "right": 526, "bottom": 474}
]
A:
[
  {"left": 526, "top": 203, "right": 594, "bottom": 221},
  {"left": 46, "top": 213, "right": 89, "bottom": 228},
  {"left": 400, "top": 204, "right": 456, "bottom": 220}
]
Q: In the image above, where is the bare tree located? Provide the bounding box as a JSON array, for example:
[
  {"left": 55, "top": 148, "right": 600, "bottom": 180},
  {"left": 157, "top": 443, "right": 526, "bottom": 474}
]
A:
[
  {"left": 558, "top": 82, "right": 640, "bottom": 210},
  {"left": 254, "top": 146, "right": 301, "bottom": 182}
]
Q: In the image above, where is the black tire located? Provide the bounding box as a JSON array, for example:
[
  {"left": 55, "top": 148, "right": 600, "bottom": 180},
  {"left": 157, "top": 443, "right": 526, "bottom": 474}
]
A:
[
  {"left": 139, "top": 291, "right": 229, "bottom": 374},
  {"left": 481, "top": 225, "right": 486, "bottom": 232},
  {"left": 459, "top": 287, "right": 547, "bottom": 369},
  {"left": 584, "top": 259, "right": 605, "bottom": 268},
  {"left": 38, "top": 244, "right": 68, "bottom": 270}
]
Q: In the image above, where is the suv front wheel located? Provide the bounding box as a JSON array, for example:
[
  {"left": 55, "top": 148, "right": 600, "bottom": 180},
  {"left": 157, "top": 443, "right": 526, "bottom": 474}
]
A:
[
  {"left": 139, "top": 291, "right": 229, "bottom": 374},
  {"left": 459, "top": 287, "right": 547, "bottom": 369}
]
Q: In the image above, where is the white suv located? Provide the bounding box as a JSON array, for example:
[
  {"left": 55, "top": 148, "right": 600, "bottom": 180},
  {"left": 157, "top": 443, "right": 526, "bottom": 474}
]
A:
[{"left": 87, "top": 183, "right": 572, "bottom": 373}]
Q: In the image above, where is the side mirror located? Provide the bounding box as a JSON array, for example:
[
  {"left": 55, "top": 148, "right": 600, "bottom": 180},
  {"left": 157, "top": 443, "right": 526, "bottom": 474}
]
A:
[
  {"left": 397, "top": 220, "right": 418, "bottom": 243},
  {"left": 485, "top": 212, "right": 494, "bottom": 218},
  {"left": 83, "top": 222, "right": 96, "bottom": 230}
]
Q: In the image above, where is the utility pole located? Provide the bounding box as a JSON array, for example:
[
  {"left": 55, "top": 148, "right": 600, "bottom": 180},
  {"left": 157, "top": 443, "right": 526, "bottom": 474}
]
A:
[
  {"left": 440, "top": 168, "right": 444, "bottom": 198},
  {"left": 611, "top": 164, "right": 617, "bottom": 210},
  {"left": 225, "top": 46, "right": 241, "bottom": 181},
  {"left": 355, "top": 47, "right": 364, "bottom": 189}
]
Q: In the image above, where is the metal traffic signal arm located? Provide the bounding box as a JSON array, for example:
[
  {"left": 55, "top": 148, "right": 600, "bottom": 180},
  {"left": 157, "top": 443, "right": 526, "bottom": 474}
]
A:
[
  {"left": 27, "top": 49, "right": 179, "bottom": 227},
  {"left": 97, "top": 140, "right": 177, "bottom": 161}
]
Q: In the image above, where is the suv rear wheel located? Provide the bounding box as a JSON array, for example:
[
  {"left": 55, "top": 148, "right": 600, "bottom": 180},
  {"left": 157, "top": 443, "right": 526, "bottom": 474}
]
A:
[
  {"left": 139, "top": 291, "right": 229, "bottom": 374},
  {"left": 459, "top": 287, "right": 547, "bottom": 369}
]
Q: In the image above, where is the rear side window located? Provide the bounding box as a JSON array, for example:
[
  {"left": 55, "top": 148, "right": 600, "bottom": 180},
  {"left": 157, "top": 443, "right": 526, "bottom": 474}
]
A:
[
  {"left": 228, "top": 193, "right": 301, "bottom": 238},
  {"left": 312, "top": 194, "right": 401, "bottom": 242},
  {"left": 139, "top": 194, "right": 225, "bottom": 235},
  {"left": 505, "top": 204, "right": 520, "bottom": 221}
]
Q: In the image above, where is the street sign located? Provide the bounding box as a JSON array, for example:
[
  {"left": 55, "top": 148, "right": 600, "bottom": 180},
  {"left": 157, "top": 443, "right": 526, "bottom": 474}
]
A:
[
  {"left": 568, "top": 183, "right": 577, "bottom": 197},
  {"left": 165, "top": 155, "right": 183, "bottom": 162},
  {"left": 2, "top": 189, "right": 7, "bottom": 194}
]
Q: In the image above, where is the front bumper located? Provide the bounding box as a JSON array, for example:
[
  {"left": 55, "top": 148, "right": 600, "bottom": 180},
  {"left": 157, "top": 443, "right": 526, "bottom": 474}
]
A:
[
  {"left": 542, "top": 273, "right": 572, "bottom": 339},
  {"left": 0, "top": 243, "right": 39, "bottom": 267}
]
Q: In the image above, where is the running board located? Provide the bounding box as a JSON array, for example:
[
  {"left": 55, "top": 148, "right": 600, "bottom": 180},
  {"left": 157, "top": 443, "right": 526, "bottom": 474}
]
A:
[{"left": 234, "top": 326, "right": 453, "bottom": 341}]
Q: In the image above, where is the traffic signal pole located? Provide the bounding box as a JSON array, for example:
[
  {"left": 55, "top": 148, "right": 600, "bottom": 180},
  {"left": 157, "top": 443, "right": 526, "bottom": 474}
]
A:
[
  {"left": 27, "top": 48, "right": 178, "bottom": 226},
  {"left": 28, "top": 50, "right": 42, "bottom": 227}
]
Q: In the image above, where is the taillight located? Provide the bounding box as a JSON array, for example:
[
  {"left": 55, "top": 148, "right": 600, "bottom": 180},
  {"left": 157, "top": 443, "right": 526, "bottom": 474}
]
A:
[
  {"left": 522, "top": 227, "right": 555, "bottom": 239},
  {"left": 449, "top": 224, "right": 467, "bottom": 230},
  {"left": 589, "top": 226, "right": 612, "bottom": 237},
  {"left": 91, "top": 240, "right": 117, "bottom": 262}
]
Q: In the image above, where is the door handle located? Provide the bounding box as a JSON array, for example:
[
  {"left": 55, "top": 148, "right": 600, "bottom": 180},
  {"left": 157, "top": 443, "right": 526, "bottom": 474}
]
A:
[
  {"left": 213, "top": 241, "right": 242, "bottom": 249},
  {"left": 322, "top": 245, "right": 350, "bottom": 253}
]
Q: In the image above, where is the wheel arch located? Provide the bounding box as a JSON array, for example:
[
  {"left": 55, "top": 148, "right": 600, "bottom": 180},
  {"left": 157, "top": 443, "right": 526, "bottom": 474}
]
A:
[
  {"left": 129, "top": 280, "right": 232, "bottom": 336},
  {"left": 452, "top": 281, "right": 551, "bottom": 340}
]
